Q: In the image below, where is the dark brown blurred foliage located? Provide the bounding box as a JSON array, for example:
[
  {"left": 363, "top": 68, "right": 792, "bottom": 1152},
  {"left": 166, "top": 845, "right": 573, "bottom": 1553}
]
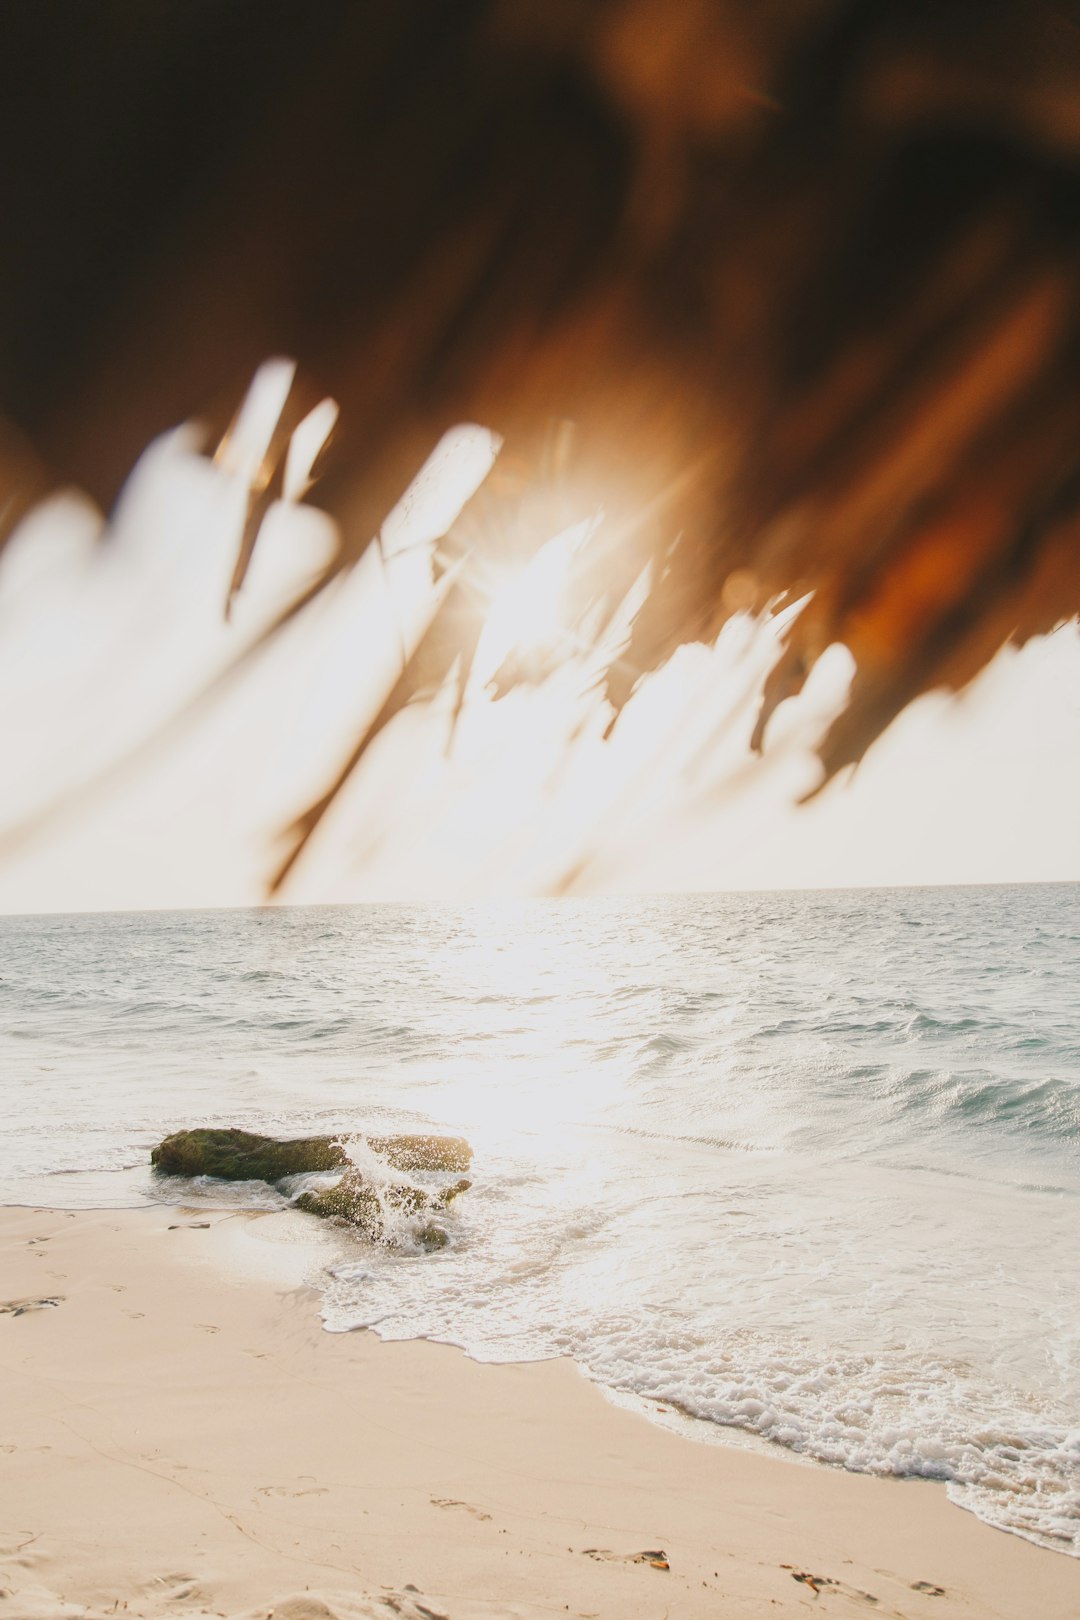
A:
[{"left": 1, "top": 1, "right": 1078, "bottom": 886}]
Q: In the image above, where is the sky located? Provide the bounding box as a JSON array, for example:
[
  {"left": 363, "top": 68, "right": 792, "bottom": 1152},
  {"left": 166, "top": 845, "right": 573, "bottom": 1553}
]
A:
[{"left": 0, "top": 367, "right": 1077, "bottom": 913}]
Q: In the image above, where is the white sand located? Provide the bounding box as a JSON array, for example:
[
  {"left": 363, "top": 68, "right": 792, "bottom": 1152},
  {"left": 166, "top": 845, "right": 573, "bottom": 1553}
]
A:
[{"left": 1, "top": 1203, "right": 1077, "bottom": 1620}]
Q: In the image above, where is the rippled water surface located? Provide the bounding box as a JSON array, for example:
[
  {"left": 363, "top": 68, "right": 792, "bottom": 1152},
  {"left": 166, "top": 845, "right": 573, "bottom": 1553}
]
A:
[{"left": 2, "top": 886, "right": 1078, "bottom": 1552}]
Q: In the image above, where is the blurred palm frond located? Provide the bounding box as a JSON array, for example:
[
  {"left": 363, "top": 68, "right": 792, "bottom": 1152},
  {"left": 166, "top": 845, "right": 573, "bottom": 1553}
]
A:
[{"left": 1, "top": 0, "right": 1078, "bottom": 889}]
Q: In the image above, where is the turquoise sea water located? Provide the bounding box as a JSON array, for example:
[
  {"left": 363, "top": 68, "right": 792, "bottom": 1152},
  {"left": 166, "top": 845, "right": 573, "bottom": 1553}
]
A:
[{"left": 1, "top": 884, "right": 1077, "bottom": 1552}]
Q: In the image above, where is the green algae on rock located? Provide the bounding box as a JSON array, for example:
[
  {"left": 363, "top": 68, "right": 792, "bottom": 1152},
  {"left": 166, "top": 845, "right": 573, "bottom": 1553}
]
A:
[
  {"left": 150, "top": 1128, "right": 472, "bottom": 1182},
  {"left": 150, "top": 1127, "right": 474, "bottom": 1249}
]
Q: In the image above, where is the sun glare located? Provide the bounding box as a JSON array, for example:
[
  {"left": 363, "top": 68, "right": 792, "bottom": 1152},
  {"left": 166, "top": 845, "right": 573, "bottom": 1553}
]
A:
[{"left": 471, "top": 520, "right": 593, "bottom": 689}]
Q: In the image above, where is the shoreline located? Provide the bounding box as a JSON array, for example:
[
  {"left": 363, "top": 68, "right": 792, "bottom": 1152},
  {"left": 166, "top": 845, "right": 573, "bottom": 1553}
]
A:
[{"left": 1, "top": 1205, "right": 1078, "bottom": 1620}]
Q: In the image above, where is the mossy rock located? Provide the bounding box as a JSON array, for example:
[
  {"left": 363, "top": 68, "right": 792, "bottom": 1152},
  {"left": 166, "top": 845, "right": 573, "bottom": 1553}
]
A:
[
  {"left": 151, "top": 1128, "right": 473, "bottom": 1248},
  {"left": 152, "top": 1128, "right": 346, "bottom": 1181},
  {"left": 294, "top": 1170, "right": 471, "bottom": 1247},
  {"left": 151, "top": 1127, "right": 472, "bottom": 1183}
]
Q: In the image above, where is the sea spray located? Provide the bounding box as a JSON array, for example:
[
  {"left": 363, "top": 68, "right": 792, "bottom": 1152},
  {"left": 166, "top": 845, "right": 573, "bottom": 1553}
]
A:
[{"left": 288, "top": 1134, "right": 469, "bottom": 1250}]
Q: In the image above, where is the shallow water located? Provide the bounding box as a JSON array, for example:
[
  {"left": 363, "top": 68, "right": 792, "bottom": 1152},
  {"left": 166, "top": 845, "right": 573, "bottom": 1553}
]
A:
[{"left": 1, "top": 885, "right": 1078, "bottom": 1552}]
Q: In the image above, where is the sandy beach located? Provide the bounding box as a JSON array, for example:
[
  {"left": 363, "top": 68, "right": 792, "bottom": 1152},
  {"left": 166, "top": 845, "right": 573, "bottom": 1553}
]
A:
[{"left": 0, "top": 1204, "right": 1076, "bottom": 1620}]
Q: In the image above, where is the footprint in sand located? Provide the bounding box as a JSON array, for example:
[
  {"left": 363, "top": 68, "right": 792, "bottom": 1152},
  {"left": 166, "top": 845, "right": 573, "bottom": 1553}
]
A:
[
  {"left": 385, "top": 1590, "right": 451, "bottom": 1620},
  {"left": 782, "top": 1566, "right": 880, "bottom": 1604},
  {"left": 142, "top": 1572, "right": 200, "bottom": 1603},
  {"left": 582, "top": 1547, "right": 669, "bottom": 1570},
  {"left": 431, "top": 1497, "right": 492, "bottom": 1522},
  {"left": 0, "top": 1531, "right": 39, "bottom": 1556},
  {"left": 255, "top": 1601, "right": 344, "bottom": 1620},
  {"left": 911, "top": 1582, "right": 947, "bottom": 1597},
  {"left": 196, "top": 1323, "right": 220, "bottom": 1334},
  {"left": 257, "top": 1484, "right": 330, "bottom": 1499},
  {"left": 0, "top": 1297, "right": 62, "bottom": 1317}
]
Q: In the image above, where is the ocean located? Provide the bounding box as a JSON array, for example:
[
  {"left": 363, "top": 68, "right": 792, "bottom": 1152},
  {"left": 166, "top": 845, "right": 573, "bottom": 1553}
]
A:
[{"left": 1, "top": 884, "right": 1077, "bottom": 1554}]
